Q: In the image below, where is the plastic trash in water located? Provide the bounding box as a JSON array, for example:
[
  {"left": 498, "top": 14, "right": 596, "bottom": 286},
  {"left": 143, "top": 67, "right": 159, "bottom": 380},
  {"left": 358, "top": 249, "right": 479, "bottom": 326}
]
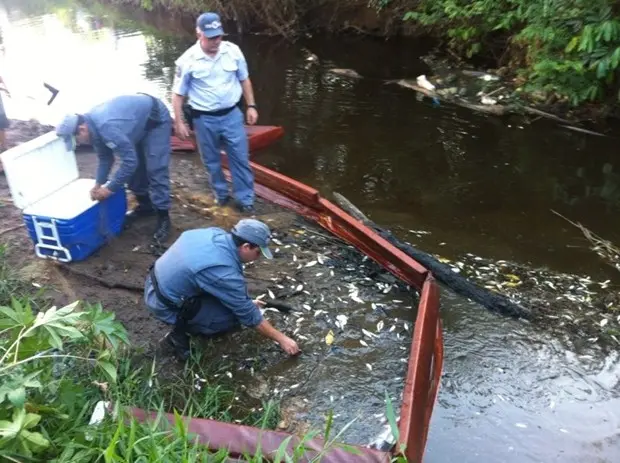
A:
[{"left": 416, "top": 74, "right": 436, "bottom": 91}]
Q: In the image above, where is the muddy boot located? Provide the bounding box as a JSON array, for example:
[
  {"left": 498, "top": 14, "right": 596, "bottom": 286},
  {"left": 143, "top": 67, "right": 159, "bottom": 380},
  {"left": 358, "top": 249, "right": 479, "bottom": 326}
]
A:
[
  {"left": 153, "top": 210, "right": 171, "bottom": 244},
  {"left": 165, "top": 327, "right": 190, "bottom": 361},
  {"left": 126, "top": 195, "right": 155, "bottom": 223}
]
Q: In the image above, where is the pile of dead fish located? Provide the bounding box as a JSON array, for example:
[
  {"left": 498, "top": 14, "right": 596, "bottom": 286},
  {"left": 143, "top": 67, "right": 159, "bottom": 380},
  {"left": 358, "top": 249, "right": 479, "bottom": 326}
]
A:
[{"left": 430, "top": 246, "right": 619, "bottom": 345}]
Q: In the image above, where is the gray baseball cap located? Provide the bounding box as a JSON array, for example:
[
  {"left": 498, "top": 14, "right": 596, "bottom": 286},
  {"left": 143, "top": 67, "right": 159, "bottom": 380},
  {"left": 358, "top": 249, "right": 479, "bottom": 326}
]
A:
[
  {"left": 232, "top": 218, "right": 273, "bottom": 259},
  {"left": 55, "top": 113, "right": 79, "bottom": 151}
]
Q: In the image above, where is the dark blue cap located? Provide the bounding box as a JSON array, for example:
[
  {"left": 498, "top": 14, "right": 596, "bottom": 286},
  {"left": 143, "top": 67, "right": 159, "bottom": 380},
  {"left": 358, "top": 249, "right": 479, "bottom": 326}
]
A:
[{"left": 196, "top": 12, "right": 224, "bottom": 38}]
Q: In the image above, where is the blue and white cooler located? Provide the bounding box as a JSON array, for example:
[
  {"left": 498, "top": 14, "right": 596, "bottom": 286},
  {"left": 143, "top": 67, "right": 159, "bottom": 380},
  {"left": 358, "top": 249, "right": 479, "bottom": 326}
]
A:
[{"left": 0, "top": 131, "right": 127, "bottom": 263}]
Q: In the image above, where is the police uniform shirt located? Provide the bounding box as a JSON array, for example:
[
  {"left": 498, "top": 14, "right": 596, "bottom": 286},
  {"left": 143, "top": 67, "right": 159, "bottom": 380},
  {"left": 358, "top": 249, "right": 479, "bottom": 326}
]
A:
[{"left": 173, "top": 41, "right": 249, "bottom": 112}]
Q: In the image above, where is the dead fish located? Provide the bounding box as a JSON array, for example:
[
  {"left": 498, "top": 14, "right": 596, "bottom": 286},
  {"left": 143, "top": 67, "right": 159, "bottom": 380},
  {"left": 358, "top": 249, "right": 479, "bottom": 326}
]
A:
[
  {"left": 328, "top": 68, "right": 362, "bottom": 79},
  {"left": 366, "top": 363, "right": 373, "bottom": 371},
  {"left": 306, "top": 261, "right": 318, "bottom": 267},
  {"left": 377, "top": 321, "right": 384, "bottom": 332},
  {"left": 268, "top": 289, "right": 275, "bottom": 299},
  {"left": 303, "top": 304, "right": 312, "bottom": 311},
  {"left": 360, "top": 340, "right": 369, "bottom": 347},
  {"left": 317, "top": 254, "right": 325, "bottom": 264},
  {"left": 336, "top": 314, "right": 348, "bottom": 330},
  {"left": 362, "top": 328, "right": 379, "bottom": 339}
]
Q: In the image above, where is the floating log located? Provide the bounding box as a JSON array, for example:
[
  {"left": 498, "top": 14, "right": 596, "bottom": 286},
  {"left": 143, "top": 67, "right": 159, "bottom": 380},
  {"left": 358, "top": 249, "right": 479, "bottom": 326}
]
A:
[
  {"left": 332, "top": 192, "right": 531, "bottom": 319},
  {"left": 387, "top": 80, "right": 508, "bottom": 116}
]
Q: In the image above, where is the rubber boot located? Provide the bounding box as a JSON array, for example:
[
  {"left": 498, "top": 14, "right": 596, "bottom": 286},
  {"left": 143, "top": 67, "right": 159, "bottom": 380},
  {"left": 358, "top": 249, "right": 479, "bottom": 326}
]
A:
[
  {"left": 165, "top": 326, "right": 190, "bottom": 361},
  {"left": 153, "top": 210, "right": 171, "bottom": 244}
]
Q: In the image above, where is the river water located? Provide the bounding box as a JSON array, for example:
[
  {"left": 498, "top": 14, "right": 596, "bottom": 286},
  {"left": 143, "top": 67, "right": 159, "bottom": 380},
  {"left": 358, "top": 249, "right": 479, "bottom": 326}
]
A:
[{"left": 0, "top": 1, "right": 618, "bottom": 461}]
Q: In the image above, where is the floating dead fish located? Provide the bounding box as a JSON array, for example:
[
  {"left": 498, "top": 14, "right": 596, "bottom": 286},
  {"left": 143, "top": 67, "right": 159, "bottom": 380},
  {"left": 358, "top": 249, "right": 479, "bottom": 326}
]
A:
[
  {"left": 336, "top": 314, "right": 348, "bottom": 330},
  {"left": 303, "top": 304, "right": 311, "bottom": 311},
  {"left": 362, "top": 328, "right": 379, "bottom": 339},
  {"left": 377, "top": 321, "right": 384, "bottom": 332},
  {"left": 389, "top": 325, "right": 396, "bottom": 332},
  {"left": 295, "top": 284, "right": 304, "bottom": 292},
  {"left": 366, "top": 363, "right": 373, "bottom": 371},
  {"left": 600, "top": 319, "right": 609, "bottom": 327},
  {"left": 268, "top": 289, "right": 275, "bottom": 299},
  {"left": 515, "top": 423, "right": 527, "bottom": 429},
  {"left": 328, "top": 68, "right": 362, "bottom": 79},
  {"left": 317, "top": 254, "right": 325, "bottom": 264},
  {"left": 306, "top": 261, "right": 318, "bottom": 267},
  {"left": 314, "top": 310, "right": 326, "bottom": 317},
  {"left": 316, "top": 273, "right": 323, "bottom": 277},
  {"left": 360, "top": 340, "right": 368, "bottom": 347}
]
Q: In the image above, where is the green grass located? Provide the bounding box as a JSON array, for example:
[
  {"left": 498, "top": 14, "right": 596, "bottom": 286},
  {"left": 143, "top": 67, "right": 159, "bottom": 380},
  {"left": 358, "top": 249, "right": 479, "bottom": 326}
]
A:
[{"left": 0, "top": 245, "right": 405, "bottom": 462}]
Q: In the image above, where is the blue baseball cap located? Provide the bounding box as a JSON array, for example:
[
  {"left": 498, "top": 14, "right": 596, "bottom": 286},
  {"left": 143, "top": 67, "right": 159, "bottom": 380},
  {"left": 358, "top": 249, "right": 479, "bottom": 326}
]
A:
[
  {"left": 232, "top": 218, "right": 273, "bottom": 259},
  {"left": 55, "top": 113, "right": 79, "bottom": 152},
  {"left": 196, "top": 12, "right": 224, "bottom": 38}
]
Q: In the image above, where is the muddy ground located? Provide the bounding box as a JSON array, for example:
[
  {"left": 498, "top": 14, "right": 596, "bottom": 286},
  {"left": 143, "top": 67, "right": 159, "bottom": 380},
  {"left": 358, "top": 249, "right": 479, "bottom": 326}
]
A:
[{"left": 0, "top": 122, "right": 418, "bottom": 444}]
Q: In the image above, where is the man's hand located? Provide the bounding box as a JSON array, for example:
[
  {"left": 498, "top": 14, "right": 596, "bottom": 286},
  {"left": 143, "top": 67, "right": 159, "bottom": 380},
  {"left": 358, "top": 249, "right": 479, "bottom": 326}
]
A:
[
  {"left": 91, "top": 186, "right": 113, "bottom": 201},
  {"left": 89, "top": 184, "right": 102, "bottom": 201},
  {"left": 255, "top": 319, "right": 301, "bottom": 356},
  {"left": 246, "top": 107, "right": 258, "bottom": 125},
  {"left": 254, "top": 299, "right": 266, "bottom": 308},
  {"left": 175, "top": 121, "right": 191, "bottom": 140},
  {"left": 278, "top": 335, "right": 301, "bottom": 356}
]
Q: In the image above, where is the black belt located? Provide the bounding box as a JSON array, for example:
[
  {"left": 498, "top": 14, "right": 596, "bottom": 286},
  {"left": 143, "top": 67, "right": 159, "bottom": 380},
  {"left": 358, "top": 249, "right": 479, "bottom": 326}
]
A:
[
  {"left": 190, "top": 104, "right": 238, "bottom": 118},
  {"left": 149, "top": 264, "right": 179, "bottom": 310},
  {"left": 149, "top": 264, "right": 202, "bottom": 323}
]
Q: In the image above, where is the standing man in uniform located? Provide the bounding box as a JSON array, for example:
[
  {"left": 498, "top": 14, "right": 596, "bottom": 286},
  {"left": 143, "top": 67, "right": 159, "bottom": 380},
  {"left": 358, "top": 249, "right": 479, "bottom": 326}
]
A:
[
  {"left": 55, "top": 94, "right": 173, "bottom": 243},
  {"left": 172, "top": 12, "right": 258, "bottom": 214},
  {"left": 144, "top": 218, "right": 301, "bottom": 361}
]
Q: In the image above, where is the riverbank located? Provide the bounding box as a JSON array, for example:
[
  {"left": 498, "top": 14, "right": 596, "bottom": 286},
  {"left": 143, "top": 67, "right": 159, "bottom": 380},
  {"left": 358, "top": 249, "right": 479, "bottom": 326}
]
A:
[{"left": 79, "top": 0, "right": 620, "bottom": 124}]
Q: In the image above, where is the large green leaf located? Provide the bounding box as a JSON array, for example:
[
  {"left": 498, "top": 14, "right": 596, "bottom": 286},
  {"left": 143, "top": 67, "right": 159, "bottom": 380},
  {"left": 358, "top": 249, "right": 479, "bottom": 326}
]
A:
[
  {"left": 7, "top": 387, "right": 26, "bottom": 408},
  {"left": 98, "top": 362, "right": 118, "bottom": 383}
]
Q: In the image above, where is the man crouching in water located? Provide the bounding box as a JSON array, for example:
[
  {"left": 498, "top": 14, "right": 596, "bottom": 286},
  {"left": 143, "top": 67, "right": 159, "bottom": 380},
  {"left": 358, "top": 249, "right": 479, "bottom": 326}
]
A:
[{"left": 144, "top": 218, "right": 301, "bottom": 360}]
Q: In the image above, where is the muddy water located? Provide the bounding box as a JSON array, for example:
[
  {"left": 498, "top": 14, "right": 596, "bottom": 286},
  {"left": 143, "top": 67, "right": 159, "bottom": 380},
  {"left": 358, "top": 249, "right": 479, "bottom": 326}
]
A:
[{"left": 0, "top": 1, "right": 619, "bottom": 461}]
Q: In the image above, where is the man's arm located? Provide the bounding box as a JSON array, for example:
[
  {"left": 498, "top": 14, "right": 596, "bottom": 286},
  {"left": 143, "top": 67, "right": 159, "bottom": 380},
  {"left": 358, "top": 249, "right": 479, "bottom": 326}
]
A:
[
  {"left": 236, "top": 50, "right": 258, "bottom": 125},
  {"left": 255, "top": 319, "right": 300, "bottom": 355},
  {"left": 98, "top": 124, "right": 138, "bottom": 192},
  {"left": 240, "top": 78, "right": 256, "bottom": 107},
  {"left": 196, "top": 269, "right": 300, "bottom": 355},
  {"left": 172, "top": 62, "right": 192, "bottom": 138},
  {"left": 93, "top": 141, "right": 115, "bottom": 186}
]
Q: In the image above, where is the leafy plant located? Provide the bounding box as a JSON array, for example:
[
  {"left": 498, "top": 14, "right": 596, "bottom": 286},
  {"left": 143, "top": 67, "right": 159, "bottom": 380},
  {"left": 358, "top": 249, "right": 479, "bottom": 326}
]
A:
[
  {"left": 404, "top": 0, "right": 620, "bottom": 106},
  {"left": 0, "top": 297, "right": 129, "bottom": 459}
]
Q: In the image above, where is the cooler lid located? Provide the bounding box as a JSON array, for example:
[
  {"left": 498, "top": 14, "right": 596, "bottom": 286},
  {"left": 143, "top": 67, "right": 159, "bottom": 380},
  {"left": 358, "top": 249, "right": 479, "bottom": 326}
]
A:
[{"left": 0, "top": 131, "right": 79, "bottom": 210}]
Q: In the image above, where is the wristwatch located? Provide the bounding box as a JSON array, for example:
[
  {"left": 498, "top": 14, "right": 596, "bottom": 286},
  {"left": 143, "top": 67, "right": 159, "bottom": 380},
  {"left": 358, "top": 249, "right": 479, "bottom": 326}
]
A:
[{"left": 247, "top": 104, "right": 257, "bottom": 109}]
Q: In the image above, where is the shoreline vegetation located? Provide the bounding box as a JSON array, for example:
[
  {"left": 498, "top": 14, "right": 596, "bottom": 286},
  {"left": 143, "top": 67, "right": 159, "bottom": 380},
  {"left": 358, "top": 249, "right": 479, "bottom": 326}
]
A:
[{"left": 81, "top": 0, "right": 620, "bottom": 125}]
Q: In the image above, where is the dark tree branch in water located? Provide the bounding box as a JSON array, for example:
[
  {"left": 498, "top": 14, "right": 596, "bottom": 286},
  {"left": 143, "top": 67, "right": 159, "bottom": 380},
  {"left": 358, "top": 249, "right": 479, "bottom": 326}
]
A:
[
  {"left": 552, "top": 210, "right": 620, "bottom": 272},
  {"left": 332, "top": 192, "right": 531, "bottom": 319}
]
